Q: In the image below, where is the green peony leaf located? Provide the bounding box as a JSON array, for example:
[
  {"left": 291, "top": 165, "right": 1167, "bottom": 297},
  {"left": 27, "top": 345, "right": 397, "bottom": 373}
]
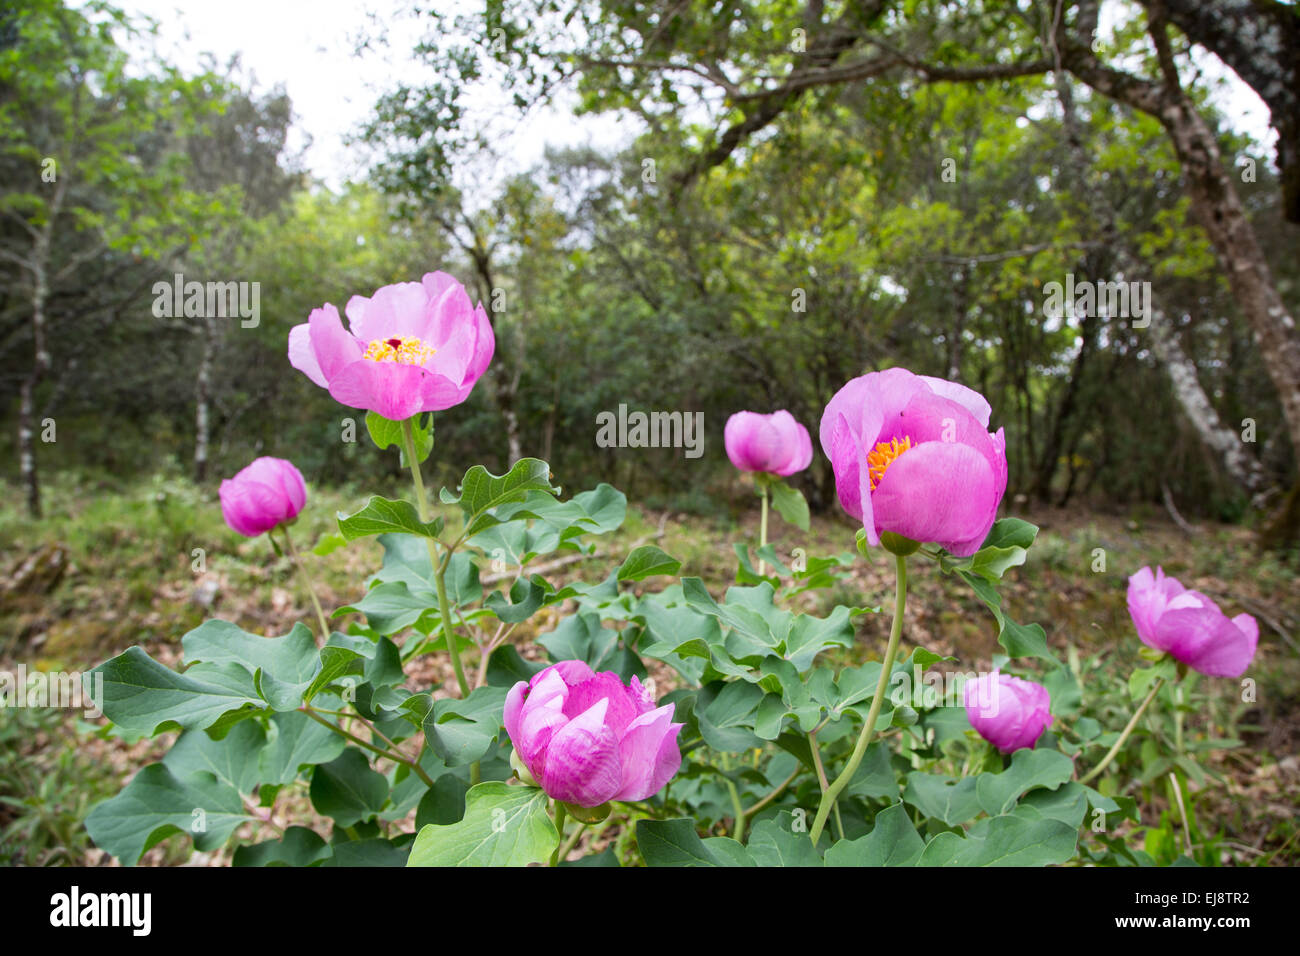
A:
[
  {"left": 422, "top": 685, "right": 509, "bottom": 767},
  {"left": 407, "top": 782, "right": 556, "bottom": 866},
  {"left": 824, "top": 802, "right": 925, "bottom": 866},
  {"left": 636, "top": 818, "right": 724, "bottom": 867},
  {"left": 745, "top": 812, "right": 823, "bottom": 866},
  {"left": 308, "top": 748, "right": 389, "bottom": 826},
  {"left": 233, "top": 826, "right": 333, "bottom": 867},
  {"left": 975, "top": 748, "right": 1075, "bottom": 817},
  {"left": 617, "top": 545, "right": 682, "bottom": 581},
  {"left": 440, "top": 459, "right": 560, "bottom": 537},
  {"left": 903, "top": 772, "right": 983, "bottom": 826},
  {"left": 768, "top": 479, "right": 810, "bottom": 531},
  {"left": 257, "top": 711, "right": 347, "bottom": 786},
  {"left": 85, "top": 763, "right": 250, "bottom": 865},
  {"left": 338, "top": 495, "right": 445, "bottom": 542},
  {"left": 90, "top": 646, "right": 264, "bottom": 736}
]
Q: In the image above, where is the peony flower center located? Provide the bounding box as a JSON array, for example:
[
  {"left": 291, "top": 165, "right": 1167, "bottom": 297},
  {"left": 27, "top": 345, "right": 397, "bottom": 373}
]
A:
[
  {"left": 867, "top": 436, "right": 913, "bottom": 490},
  {"left": 362, "top": 334, "right": 436, "bottom": 365}
]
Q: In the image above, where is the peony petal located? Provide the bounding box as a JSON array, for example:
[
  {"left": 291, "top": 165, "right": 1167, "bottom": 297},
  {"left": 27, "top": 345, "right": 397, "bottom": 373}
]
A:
[
  {"left": 871, "top": 440, "right": 997, "bottom": 554},
  {"left": 1156, "top": 600, "right": 1258, "bottom": 678},
  {"left": 326, "top": 361, "right": 436, "bottom": 421},
  {"left": 563, "top": 672, "right": 639, "bottom": 736},
  {"left": 875, "top": 389, "right": 996, "bottom": 463},
  {"left": 219, "top": 458, "right": 306, "bottom": 537},
  {"left": 918, "top": 375, "right": 993, "bottom": 427},
  {"left": 613, "top": 704, "right": 683, "bottom": 801},
  {"left": 503, "top": 681, "right": 528, "bottom": 750},
  {"left": 306, "top": 304, "right": 363, "bottom": 384},
  {"left": 538, "top": 698, "right": 623, "bottom": 807},
  {"left": 347, "top": 281, "right": 432, "bottom": 343},
  {"left": 288, "top": 323, "right": 327, "bottom": 387},
  {"left": 766, "top": 411, "right": 812, "bottom": 476},
  {"left": 724, "top": 412, "right": 779, "bottom": 472},
  {"left": 464, "top": 302, "right": 495, "bottom": 385}
]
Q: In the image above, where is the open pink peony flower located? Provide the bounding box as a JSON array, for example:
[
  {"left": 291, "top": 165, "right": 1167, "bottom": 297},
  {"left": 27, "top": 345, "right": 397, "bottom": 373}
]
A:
[
  {"left": 1127, "top": 566, "right": 1257, "bottom": 678},
  {"left": 288, "top": 272, "right": 494, "bottom": 421},
  {"left": 963, "top": 672, "right": 1052, "bottom": 754},
  {"left": 219, "top": 457, "right": 306, "bottom": 538},
  {"left": 504, "top": 661, "right": 683, "bottom": 808},
  {"left": 819, "top": 367, "right": 1007, "bottom": 556},
  {"left": 724, "top": 410, "right": 813, "bottom": 476}
]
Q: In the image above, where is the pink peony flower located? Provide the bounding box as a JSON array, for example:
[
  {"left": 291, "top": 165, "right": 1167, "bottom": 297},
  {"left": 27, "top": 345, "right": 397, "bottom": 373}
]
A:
[
  {"left": 819, "top": 367, "right": 1007, "bottom": 556},
  {"left": 963, "top": 672, "right": 1053, "bottom": 754},
  {"left": 504, "top": 661, "right": 683, "bottom": 808},
  {"left": 1127, "top": 566, "right": 1258, "bottom": 678},
  {"left": 288, "top": 272, "right": 494, "bottom": 421},
  {"left": 724, "top": 410, "right": 813, "bottom": 476},
  {"left": 219, "top": 457, "right": 306, "bottom": 538}
]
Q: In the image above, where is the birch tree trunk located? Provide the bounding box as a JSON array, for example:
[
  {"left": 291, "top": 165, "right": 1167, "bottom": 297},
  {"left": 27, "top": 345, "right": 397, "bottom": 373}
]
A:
[
  {"left": 1144, "top": 302, "right": 1273, "bottom": 498},
  {"left": 1064, "top": 17, "right": 1300, "bottom": 475},
  {"left": 194, "top": 311, "right": 216, "bottom": 483}
]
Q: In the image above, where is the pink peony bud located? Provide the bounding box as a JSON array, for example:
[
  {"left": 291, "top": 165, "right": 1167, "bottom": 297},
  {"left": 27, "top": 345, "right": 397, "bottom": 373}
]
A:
[
  {"left": 288, "top": 271, "right": 495, "bottom": 421},
  {"left": 819, "top": 368, "right": 1008, "bottom": 556},
  {"left": 724, "top": 410, "right": 813, "bottom": 476},
  {"left": 1127, "top": 566, "right": 1257, "bottom": 678},
  {"left": 219, "top": 456, "right": 307, "bottom": 538},
  {"left": 504, "top": 661, "right": 683, "bottom": 808},
  {"left": 963, "top": 672, "right": 1052, "bottom": 754}
]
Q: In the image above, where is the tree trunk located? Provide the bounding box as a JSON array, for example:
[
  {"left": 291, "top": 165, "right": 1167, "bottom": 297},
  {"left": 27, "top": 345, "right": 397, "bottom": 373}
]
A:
[
  {"left": 1141, "top": 0, "right": 1300, "bottom": 223},
  {"left": 21, "top": 246, "right": 51, "bottom": 519},
  {"left": 194, "top": 312, "right": 216, "bottom": 483},
  {"left": 1066, "top": 30, "right": 1300, "bottom": 475},
  {"left": 1144, "top": 300, "right": 1272, "bottom": 498},
  {"left": 1053, "top": 50, "right": 1279, "bottom": 503}
]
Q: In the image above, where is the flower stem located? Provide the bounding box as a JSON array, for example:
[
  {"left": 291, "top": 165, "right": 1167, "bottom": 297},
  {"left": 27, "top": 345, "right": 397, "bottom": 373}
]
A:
[
  {"left": 400, "top": 417, "right": 471, "bottom": 699},
  {"left": 281, "top": 524, "right": 329, "bottom": 644},
  {"left": 723, "top": 754, "right": 747, "bottom": 842},
  {"left": 301, "top": 706, "right": 435, "bottom": 788},
  {"left": 809, "top": 729, "right": 844, "bottom": 841},
  {"left": 555, "top": 818, "right": 588, "bottom": 862},
  {"left": 809, "top": 552, "right": 908, "bottom": 845},
  {"left": 549, "top": 803, "right": 568, "bottom": 866},
  {"left": 758, "top": 482, "right": 769, "bottom": 577},
  {"left": 1079, "top": 677, "right": 1166, "bottom": 785},
  {"left": 741, "top": 765, "right": 800, "bottom": 819}
]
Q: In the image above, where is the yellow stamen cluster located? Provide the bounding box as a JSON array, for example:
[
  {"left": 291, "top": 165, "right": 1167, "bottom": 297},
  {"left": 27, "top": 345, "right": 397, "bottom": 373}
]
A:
[
  {"left": 867, "top": 436, "right": 913, "bottom": 490},
  {"left": 362, "top": 335, "right": 435, "bottom": 366}
]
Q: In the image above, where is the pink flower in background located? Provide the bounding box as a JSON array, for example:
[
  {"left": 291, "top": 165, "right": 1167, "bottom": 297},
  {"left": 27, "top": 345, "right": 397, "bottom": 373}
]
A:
[
  {"left": 724, "top": 410, "right": 813, "bottom": 476},
  {"left": 504, "top": 661, "right": 683, "bottom": 808},
  {"left": 219, "top": 457, "right": 306, "bottom": 538},
  {"left": 288, "top": 271, "right": 494, "bottom": 421},
  {"left": 1127, "top": 566, "right": 1258, "bottom": 678},
  {"left": 819, "top": 367, "right": 1007, "bottom": 556},
  {"left": 963, "top": 672, "right": 1053, "bottom": 754}
]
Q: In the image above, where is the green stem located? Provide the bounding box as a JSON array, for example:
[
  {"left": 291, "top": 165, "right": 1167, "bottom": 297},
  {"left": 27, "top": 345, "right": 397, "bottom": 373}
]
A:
[
  {"left": 758, "top": 482, "right": 769, "bottom": 577},
  {"left": 301, "top": 707, "right": 435, "bottom": 788},
  {"left": 742, "top": 765, "right": 800, "bottom": 819},
  {"left": 433, "top": 552, "right": 471, "bottom": 698},
  {"left": 808, "top": 730, "right": 844, "bottom": 841},
  {"left": 1079, "top": 677, "right": 1166, "bottom": 785},
  {"left": 809, "top": 552, "right": 908, "bottom": 844},
  {"left": 549, "top": 803, "right": 568, "bottom": 866},
  {"left": 556, "top": 818, "right": 588, "bottom": 863},
  {"left": 281, "top": 525, "right": 330, "bottom": 644},
  {"left": 400, "top": 417, "right": 471, "bottom": 700},
  {"left": 723, "top": 754, "right": 747, "bottom": 842}
]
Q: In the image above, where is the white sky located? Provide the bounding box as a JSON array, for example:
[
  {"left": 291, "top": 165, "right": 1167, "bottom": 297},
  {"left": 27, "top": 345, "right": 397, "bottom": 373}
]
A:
[
  {"left": 119, "top": 0, "right": 633, "bottom": 190},
  {"left": 117, "top": 0, "right": 1276, "bottom": 192}
]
